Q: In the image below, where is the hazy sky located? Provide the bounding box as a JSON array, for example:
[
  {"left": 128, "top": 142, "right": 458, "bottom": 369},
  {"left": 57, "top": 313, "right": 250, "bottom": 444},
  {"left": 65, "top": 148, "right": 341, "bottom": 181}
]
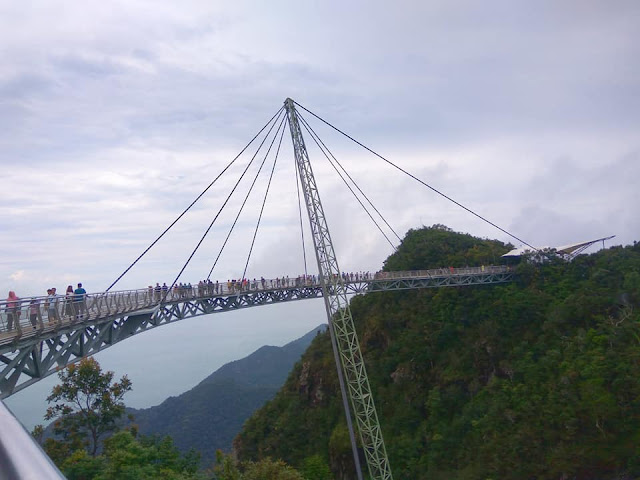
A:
[{"left": 2, "top": 1, "right": 639, "bottom": 428}]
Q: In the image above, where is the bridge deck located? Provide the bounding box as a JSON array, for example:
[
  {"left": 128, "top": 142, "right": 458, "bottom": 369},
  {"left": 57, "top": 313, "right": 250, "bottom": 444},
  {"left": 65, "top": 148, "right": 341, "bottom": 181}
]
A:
[{"left": 0, "top": 266, "right": 512, "bottom": 398}]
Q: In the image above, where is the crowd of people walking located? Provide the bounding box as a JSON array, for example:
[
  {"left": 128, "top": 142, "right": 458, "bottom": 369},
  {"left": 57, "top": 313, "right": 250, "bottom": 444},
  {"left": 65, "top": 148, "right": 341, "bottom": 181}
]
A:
[
  {"left": 146, "top": 271, "right": 375, "bottom": 301},
  {"left": 2, "top": 284, "right": 88, "bottom": 333},
  {"left": 2, "top": 267, "right": 504, "bottom": 335},
  {"left": 0, "top": 272, "right": 376, "bottom": 334}
]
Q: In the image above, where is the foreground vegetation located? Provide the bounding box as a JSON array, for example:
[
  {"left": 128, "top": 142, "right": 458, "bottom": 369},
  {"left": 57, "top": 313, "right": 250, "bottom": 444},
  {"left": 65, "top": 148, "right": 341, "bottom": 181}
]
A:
[
  {"left": 235, "top": 226, "right": 640, "bottom": 479},
  {"left": 34, "top": 358, "right": 309, "bottom": 479}
]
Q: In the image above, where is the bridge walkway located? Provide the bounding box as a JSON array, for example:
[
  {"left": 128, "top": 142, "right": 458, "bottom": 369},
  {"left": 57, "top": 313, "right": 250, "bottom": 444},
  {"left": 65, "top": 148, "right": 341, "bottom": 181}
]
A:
[{"left": 0, "top": 266, "right": 512, "bottom": 398}]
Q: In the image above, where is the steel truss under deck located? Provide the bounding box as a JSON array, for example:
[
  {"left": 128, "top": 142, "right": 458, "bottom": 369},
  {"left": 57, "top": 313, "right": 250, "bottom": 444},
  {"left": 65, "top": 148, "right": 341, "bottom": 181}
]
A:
[{"left": 0, "top": 269, "right": 512, "bottom": 400}]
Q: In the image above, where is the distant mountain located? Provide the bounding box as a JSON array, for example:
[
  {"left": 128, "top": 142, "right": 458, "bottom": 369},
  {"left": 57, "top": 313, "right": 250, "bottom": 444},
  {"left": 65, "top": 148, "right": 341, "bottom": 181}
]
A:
[{"left": 128, "top": 324, "right": 327, "bottom": 467}]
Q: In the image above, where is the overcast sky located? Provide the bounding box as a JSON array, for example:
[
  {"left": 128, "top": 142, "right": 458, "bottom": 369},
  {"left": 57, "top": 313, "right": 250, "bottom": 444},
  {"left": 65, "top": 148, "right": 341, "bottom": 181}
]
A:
[{"left": 2, "top": 1, "right": 639, "bottom": 427}]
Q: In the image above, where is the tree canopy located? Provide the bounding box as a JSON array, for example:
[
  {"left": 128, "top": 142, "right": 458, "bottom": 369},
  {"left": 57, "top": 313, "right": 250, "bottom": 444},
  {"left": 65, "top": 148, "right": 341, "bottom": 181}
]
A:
[
  {"left": 45, "top": 357, "right": 131, "bottom": 455},
  {"left": 44, "top": 356, "right": 132, "bottom": 457}
]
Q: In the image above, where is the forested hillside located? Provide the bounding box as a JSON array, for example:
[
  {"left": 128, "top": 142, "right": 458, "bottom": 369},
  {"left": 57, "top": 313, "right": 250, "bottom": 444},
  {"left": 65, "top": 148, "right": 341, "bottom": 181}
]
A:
[{"left": 234, "top": 226, "right": 640, "bottom": 480}]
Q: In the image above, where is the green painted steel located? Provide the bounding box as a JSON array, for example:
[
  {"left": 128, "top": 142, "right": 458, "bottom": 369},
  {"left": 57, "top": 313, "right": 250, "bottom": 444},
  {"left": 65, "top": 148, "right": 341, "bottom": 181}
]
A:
[
  {"left": 0, "top": 268, "right": 512, "bottom": 400},
  {"left": 285, "top": 98, "right": 393, "bottom": 480}
]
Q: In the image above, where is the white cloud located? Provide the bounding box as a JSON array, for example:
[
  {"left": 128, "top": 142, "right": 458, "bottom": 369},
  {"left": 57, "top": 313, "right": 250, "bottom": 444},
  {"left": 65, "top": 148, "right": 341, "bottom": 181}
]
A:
[{"left": 8, "top": 270, "right": 26, "bottom": 283}]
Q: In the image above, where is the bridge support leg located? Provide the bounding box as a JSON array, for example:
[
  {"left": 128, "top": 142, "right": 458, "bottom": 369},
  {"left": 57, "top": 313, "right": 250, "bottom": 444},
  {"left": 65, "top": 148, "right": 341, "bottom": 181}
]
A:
[{"left": 285, "top": 98, "right": 393, "bottom": 480}]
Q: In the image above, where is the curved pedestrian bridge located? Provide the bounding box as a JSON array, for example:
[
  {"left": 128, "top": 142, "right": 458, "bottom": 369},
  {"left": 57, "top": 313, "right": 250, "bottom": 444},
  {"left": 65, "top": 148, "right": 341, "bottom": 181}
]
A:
[{"left": 0, "top": 266, "right": 512, "bottom": 398}]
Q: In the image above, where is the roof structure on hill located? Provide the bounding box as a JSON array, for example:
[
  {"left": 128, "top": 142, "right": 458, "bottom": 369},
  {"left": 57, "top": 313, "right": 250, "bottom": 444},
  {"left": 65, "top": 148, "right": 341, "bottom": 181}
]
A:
[{"left": 502, "top": 235, "right": 616, "bottom": 260}]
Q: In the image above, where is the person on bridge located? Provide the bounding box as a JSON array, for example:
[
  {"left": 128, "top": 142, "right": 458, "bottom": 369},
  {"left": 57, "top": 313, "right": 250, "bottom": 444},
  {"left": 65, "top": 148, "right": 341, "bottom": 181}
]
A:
[
  {"left": 5, "top": 291, "right": 20, "bottom": 331},
  {"left": 74, "top": 283, "right": 87, "bottom": 320},
  {"left": 47, "top": 288, "right": 60, "bottom": 325},
  {"left": 64, "top": 285, "right": 75, "bottom": 319},
  {"left": 28, "top": 299, "right": 40, "bottom": 330}
]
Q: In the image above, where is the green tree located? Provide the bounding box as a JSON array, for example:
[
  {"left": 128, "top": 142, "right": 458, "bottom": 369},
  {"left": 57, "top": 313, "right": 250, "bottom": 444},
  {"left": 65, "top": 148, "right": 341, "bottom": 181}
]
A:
[
  {"left": 95, "top": 430, "right": 201, "bottom": 480},
  {"left": 214, "top": 452, "right": 304, "bottom": 480},
  {"left": 213, "top": 450, "right": 241, "bottom": 480},
  {"left": 44, "top": 357, "right": 132, "bottom": 456},
  {"left": 242, "top": 458, "right": 304, "bottom": 480},
  {"left": 59, "top": 449, "right": 106, "bottom": 480},
  {"left": 55, "top": 430, "right": 202, "bottom": 480},
  {"left": 300, "top": 454, "right": 332, "bottom": 480}
]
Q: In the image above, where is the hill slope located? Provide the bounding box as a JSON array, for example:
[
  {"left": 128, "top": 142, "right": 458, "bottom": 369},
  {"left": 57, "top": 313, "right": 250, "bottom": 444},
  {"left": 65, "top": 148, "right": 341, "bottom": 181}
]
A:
[
  {"left": 129, "top": 324, "right": 327, "bottom": 467},
  {"left": 234, "top": 226, "right": 640, "bottom": 480}
]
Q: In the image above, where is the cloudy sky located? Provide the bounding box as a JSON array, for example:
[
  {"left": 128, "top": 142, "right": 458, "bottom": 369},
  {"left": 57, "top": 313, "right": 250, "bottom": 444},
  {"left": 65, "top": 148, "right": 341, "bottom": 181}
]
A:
[{"left": 2, "top": 1, "right": 639, "bottom": 427}]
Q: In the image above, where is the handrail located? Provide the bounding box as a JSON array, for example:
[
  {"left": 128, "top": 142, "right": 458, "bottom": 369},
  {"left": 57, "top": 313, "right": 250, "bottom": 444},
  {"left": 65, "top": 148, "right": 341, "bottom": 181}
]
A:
[
  {"left": 373, "top": 265, "right": 510, "bottom": 280},
  {"left": 0, "top": 400, "right": 66, "bottom": 479},
  {"left": 0, "top": 267, "right": 511, "bottom": 338}
]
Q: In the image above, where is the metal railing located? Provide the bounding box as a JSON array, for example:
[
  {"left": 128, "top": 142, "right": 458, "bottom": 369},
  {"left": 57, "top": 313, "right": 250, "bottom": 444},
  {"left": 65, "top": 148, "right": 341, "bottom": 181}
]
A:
[
  {"left": 372, "top": 265, "right": 510, "bottom": 279},
  {"left": 0, "top": 267, "right": 511, "bottom": 338},
  {"left": 0, "top": 400, "right": 66, "bottom": 479}
]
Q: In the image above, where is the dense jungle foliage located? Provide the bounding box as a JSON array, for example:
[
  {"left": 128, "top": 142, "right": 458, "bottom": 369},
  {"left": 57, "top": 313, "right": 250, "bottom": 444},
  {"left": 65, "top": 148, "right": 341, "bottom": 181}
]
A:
[{"left": 235, "top": 225, "right": 640, "bottom": 480}]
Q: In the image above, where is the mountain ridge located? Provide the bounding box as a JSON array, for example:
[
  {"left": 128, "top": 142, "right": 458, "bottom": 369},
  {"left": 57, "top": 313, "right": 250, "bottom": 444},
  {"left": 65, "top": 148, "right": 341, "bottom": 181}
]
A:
[
  {"left": 128, "top": 323, "right": 327, "bottom": 466},
  {"left": 195, "top": 326, "right": 326, "bottom": 389}
]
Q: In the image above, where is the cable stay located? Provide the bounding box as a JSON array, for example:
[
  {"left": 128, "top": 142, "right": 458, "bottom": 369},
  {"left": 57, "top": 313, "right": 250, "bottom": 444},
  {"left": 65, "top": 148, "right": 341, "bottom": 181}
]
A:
[
  {"left": 163, "top": 109, "right": 286, "bottom": 302},
  {"left": 206, "top": 115, "right": 288, "bottom": 280},
  {"left": 298, "top": 113, "right": 400, "bottom": 251},
  {"left": 106, "top": 106, "right": 285, "bottom": 292},
  {"left": 241, "top": 118, "right": 287, "bottom": 280},
  {"left": 293, "top": 100, "right": 539, "bottom": 252},
  {"left": 298, "top": 112, "right": 402, "bottom": 243},
  {"left": 295, "top": 147, "right": 309, "bottom": 279}
]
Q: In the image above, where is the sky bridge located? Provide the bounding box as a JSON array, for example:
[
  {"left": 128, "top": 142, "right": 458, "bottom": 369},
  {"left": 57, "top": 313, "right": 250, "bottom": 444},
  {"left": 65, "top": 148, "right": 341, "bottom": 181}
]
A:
[
  {"left": 1, "top": 3, "right": 632, "bottom": 476},
  {"left": 1, "top": 99, "right": 533, "bottom": 480},
  {"left": 0, "top": 265, "right": 513, "bottom": 400}
]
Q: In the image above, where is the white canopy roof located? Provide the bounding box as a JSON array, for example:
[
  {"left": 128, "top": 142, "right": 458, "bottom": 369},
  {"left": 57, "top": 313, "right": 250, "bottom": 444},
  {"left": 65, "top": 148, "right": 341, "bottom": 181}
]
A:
[{"left": 502, "top": 236, "right": 615, "bottom": 258}]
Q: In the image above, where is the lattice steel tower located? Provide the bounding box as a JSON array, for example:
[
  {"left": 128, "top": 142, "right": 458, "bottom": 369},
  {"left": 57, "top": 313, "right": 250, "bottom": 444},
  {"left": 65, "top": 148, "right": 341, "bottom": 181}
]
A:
[{"left": 285, "top": 98, "right": 393, "bottom": 480}]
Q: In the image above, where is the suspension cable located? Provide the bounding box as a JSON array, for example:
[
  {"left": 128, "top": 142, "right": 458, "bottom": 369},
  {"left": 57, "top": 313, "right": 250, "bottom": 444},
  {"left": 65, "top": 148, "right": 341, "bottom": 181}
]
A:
[
  {"left": 299, "top": 113, "right": 401, "bottom": 244},
  {"left": 242, "top": 116, "right": 287, "bottom": 280},
  {"left": 207, "top": 115, "right": 288, "bottom": 280},
  {"left": 294, "top": 137, "right": 309, "bottom": 279},
  {"left": 106, "top": 106, "right": 285, "bottom": 292},
  {"left": 163, "top": 109, "right": 285, "bottom": 301},
  {"left": 293, "top": 100, "right": 539, "bottom": 252},
  {"left": 298, "top": 114, "right": 397, "bottom": 251}
]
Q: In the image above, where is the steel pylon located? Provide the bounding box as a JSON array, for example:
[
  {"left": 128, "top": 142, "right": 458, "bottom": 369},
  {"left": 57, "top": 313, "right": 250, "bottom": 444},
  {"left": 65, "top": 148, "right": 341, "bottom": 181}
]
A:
[{"left": 285, "top": 98, "right": 393, "bottom": 480}]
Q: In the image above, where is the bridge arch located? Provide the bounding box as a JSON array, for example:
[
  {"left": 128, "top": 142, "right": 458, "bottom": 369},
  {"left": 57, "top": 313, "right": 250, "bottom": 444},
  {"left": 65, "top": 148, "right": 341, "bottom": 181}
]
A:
[{"left": 0, "top": 266, "right": 512, "bottom": 399}]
